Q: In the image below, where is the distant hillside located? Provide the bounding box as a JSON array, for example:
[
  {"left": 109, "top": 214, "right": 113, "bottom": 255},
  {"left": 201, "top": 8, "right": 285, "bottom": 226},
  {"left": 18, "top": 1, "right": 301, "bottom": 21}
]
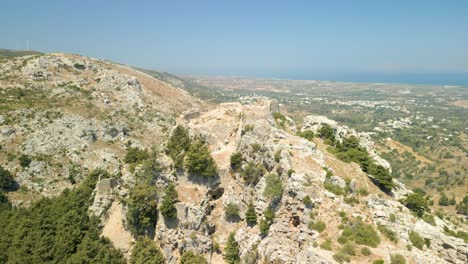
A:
[{"left": 0, "top": 49, "right": 43, "bottom": 58}]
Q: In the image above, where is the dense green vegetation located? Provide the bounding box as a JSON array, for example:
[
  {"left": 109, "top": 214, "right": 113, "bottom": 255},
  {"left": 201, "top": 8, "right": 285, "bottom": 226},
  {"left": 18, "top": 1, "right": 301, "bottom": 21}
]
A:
[
  {"left": 338, "top": 220, "right": 380, "bottom": 247},
  {"left": 259, "top": 206, "right": 275, "bottom": 235},
  {"left": 159, "top": 183, "right": 178, "bottom": 219},
  {"left": 180, "top": 251, "right": 207, "bottom": 264},
  {"left": 325, "top": 134, "right": 394, "bottom": 193},
  {"left": 308, "top": 220, "right": 326, "bottom": 233},
  {"left": 0, "top": 169, "right": 125, "bottom": 263},
  {"left": 245, "top": 201, "right": 257, "bottom": 225},
  {"left": 408, "top": 231, "right": 425, "bottom": 250},
  {"left": 297, "top": 130, "right": 314, "bottom": 141},
  {"left": 126, "top": 184, "right": 158, "bottom": 237},
  {"left": 224, "top": 232, "right": 240, "bottom": 264},
  {"left": 401, "top": 193, "right": 429, "bottom": 217},
  {"left": 224, "top": 203, "right": 240, "bottom": 221},
  {"left": 263, "top": 173, "right": 283, "bottom": 201},
  {"left": 241, "top": 162, "right": 265, "bottom": 185},
  {"left": 0, "top": 165, "right": 15, "bottom": 190},
  {"left": 130, "top": 237, "right": 165, "bottom": 264},
  {"left": 166, "top": 125, "right": 191, "bottom": 169},
  {"left": 390, "top": 254, "right": 406, "bottom": 264},
  {"left": 184, "top": 139, "right": 218, "bottom": 177},
  {"left": 230, "top": 152, "right": 243, "bottom": 171},
  {"left": 124, "top": 147, "right": 149, "bottom": 164},
  {"left": 456, "top": 195, "right": 468, "bottom": 215}
]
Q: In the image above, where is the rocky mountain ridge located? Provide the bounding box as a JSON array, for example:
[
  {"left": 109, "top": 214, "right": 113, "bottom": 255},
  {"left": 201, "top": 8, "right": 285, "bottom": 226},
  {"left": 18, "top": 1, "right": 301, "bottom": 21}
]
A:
[{"left": 0, "top": 53, "right": 466, "bottom": 264}]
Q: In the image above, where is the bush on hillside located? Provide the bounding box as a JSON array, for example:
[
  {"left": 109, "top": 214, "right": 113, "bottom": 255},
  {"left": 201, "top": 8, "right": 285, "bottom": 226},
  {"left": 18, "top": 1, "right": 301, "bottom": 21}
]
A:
[
  {"left": 401, "top": 193, "right": 428, "bottom": 217},
  {"left": 245, "top": 201, "right": 257, "bottom": 225},
  {"left": 338, "top": 221, "right": 380, "bottom": 247},
  {"left": 159, "top": 183, "right": 178, "bottom": 219},
  {"left": 224, "top": 232, "right": 240, "bottom": 264},
  {"left": 124, "top": 147, "right": 149, "bottom": 164},
  {"left": 166, "top": 125, "right": 190, "bottom": 169},
  {"left": 230, "top": 152, "right": 243, "bottom": 171},
  {"left": 184, "top": 139, "right": 217, "bottom": 177},
  {"left": 263, "top": 173, "right": 283, "bottom": 201},
  {"left": 180, "top": 251, "right": 207, "bottom": 264},
  {"left": 126, "top": 184, "right": 158, "bottom": 237},
  {"left": 0, "top": 166, "right": 15, "bottom": 191},
  {"left": 408, "top": 230, "right": 425, "bottom": 250},
  {"left": 224, "top": 203, "right": 240, "bottom": 221},
  {"left": 130, "top": 237, "right": 165, "bottom": 264},
  {"left": 241, "top": 162, "right": 265, "bottom": 185}
]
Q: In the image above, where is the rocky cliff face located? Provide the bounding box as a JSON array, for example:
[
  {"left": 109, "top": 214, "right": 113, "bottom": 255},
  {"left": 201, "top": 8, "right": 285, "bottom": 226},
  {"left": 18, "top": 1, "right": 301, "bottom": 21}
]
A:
[{"left": 1, "top": 53, "right": 466, "bottom": 263}]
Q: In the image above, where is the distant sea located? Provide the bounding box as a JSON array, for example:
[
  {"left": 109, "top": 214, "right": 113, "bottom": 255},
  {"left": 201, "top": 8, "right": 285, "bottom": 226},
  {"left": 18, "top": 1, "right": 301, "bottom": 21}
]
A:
[{"left": 285, "top": 73, "right": 468, "bottom": 87}]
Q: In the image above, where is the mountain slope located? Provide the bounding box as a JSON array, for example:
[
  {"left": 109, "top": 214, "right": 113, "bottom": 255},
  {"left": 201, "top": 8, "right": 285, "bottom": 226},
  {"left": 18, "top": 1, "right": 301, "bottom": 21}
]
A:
[{"left": 0, "top": 53, "right": 204, "bottom": 200}]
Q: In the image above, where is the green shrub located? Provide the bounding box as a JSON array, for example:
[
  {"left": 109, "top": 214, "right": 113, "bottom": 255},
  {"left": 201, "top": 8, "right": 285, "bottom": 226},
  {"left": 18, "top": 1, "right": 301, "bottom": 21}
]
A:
[
  {"left": 0, "top": 165, "right": 15, "bottom": 191},
  {"left": 263, "top": 173, "right": 283, "bottom": 201},
  {"left": 19, "top": 154, "right": 32, "bottom": 168},
  {"left": 166, "top": 125, "right": 190, "bottom": 168},
  {"left": 308, "top": 220, "right": 326, "bottom": 233},
  {"left": 180, "top": 251, "right": 207, "bottom": 264},
  {"left": 333, "top": 252, "right": 350, "bottom": 263},
  {"left": 230, "top": 152, "right": 243, "bottom": 171},
  {"left": 424, "top": 238, "right": 431, "bottom": 248},
  {"left": 0, "top": 191, "right": 11, "bottom": 211},
  {"left": 373, "top": 260, "right": 384, "bottom": 264},
  {"left": 130, "top": 237, "right": 165, "bottom": 264},
  {"left": 159, "top": 183, "right": 178, "bottom": 219},
  {"left": 272, "top": 112, "right": 286, "bottom": 129},
  {"left": 422, "top": 214, "right": 436, "bottom": 226},
  {"left": 408, "top": 231, "right": 425, "bottom": 250},
  {"left": 378, "top": 224, "right": 398, "bottom": 242},
  {"left": 401, "top": 193, "right": 428, "bottom": 217},
  {"left": 126, "top": 184, "right": 158, "bottom": 237},
  {"left": 340, "top": 242, "right": 356, "bottom": 256},
  {"left": 368, "top": 163, "right": 394, "bottom": 192},
  {"left": 184, "top": 139, "right": 217, "bottom": 177},
  {"left": 361, "top": 247, "right": 372, "bottom": 256},
  {"left": 245, "top": 201, "right": 257, "bottom": 225},
  {"left": 319, "top": 124, "right": 335, "bottom": 142},
  {"left": 297, "top": 130, "right": 314, "bottom": 141},
  {"left": 339, "top": 221, "right": 380, "bottom": 247},
  {"left": 244, "top": 124, "right": 254, "bottom": 133},
  {"left": 241, "top": 162, "right": 265, "bottom": 185},
  {"left": 224, "top": 203, "right": 240, "bottom": 221},
  {"left": 438, "top": 193, "right": 449, "bottom": 206},
  {"left": 303, "top": 195, "right": 312, "bottom": 208},
  {"left": 324, "top": 182, "right": 345, "bottom": 195},
  {"left": 274, "top": 150, "right": 282, "bottom": 163},
  {"left": 74, "top": 63, "right": 86, "bottom": 70},
  {"left": 320, "top": 239, "right": 333, "bottom": 250},
  {"left": 456, "top": 195, "right": 468, "bottom": 215},
  {"left": 260, "top": 206, "right": 275, "bottom": 235},
  {"left": 124, "top": 147, "right": 149, "bottom": 164},
  {"left": 390, "top": 254, "right": 406, "bottom": 264},
  {"left": 389, "top": 213, "right": 397, "bottom": 223},
  {"left": 224, "top": 232, "right": 240, "bottom": 264}
]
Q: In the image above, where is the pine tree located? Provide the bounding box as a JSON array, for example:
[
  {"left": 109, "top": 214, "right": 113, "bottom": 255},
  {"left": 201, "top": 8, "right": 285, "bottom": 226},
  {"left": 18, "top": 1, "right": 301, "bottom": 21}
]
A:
[
  {"left": 224, "top": 232, "right": 240, "bottom": 264},
  {"left": 245, "top": 201, "right": 257, "bottom": 225},
  {"left": 259, "top": 206, "right": 275, "bottom": 235},
  {"left": 184, "top": 139, "right": 217, "bottom": 177},
  {"left": 166, "top": 125, "right": 190, "bottom": 169},
  {"left": 160, "top": 183, "right": 178, "bottom": 219},
  {"left": 130, "top": 238, "right": 165, "bottom": 264}
]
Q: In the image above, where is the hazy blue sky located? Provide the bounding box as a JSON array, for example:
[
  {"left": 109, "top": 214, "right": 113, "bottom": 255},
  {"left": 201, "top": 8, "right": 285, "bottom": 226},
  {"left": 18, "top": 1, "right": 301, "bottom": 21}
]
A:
[{"left": 1, "top": 0, "right": 468, "bottom": 83}]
